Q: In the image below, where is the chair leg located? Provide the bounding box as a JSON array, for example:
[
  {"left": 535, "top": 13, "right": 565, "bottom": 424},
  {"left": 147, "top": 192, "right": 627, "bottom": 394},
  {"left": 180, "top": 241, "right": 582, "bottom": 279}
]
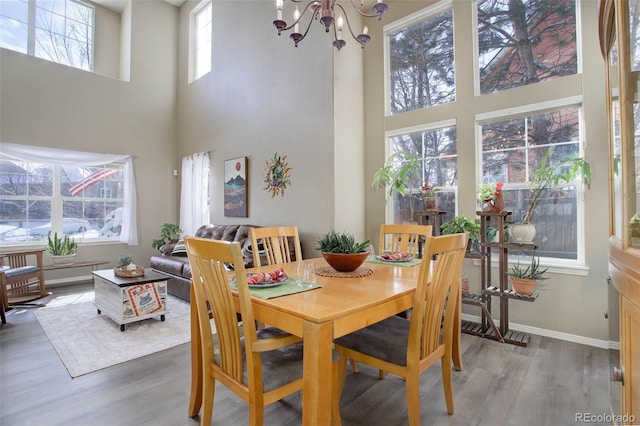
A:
[
  {"left": 248, "top": 395, "right": 265, "bottom": 426},
  {"left": 441, "top": 353, "right": 454, "bottom": 414},
  {"left": 332, "top": 359, "right": 344, "bottom": 426},
  {"left": 201, "top": 375, "right": 215, "bottom": 426},
  {"left": 405, "top": 375, "right": 421, "bottom": 426},
  {"left": 348, "top": 358, "right": 359, "bottom": 374}
]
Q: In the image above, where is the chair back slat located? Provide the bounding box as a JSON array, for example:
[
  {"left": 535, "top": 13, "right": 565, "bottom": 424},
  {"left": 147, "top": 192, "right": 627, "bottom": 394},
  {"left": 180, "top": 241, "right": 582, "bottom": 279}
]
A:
[
  {"left": 378, "top": 224, "right": 433, "bottom": 257},
  {"left": 249, "top": 226, "right": 302, "bottom": 267},
  {"left": 408, "top": 232, "right": 468, "bottom": 360},
  {"left": 185, "top": 237, "right": 259, "bottom": 384}
]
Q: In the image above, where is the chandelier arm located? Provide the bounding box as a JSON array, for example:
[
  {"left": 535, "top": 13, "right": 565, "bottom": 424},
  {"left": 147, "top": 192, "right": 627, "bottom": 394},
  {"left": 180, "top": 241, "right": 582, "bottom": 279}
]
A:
[
  {"left": 335, "top": 3, "right": 364, "bottom": 44},
  {"left": 348, "top": 0, "right": 384, "bottom": 18},
  {"left": 279, "top": 1, "right": 320, "bottom": 32},
  {"left": 295, "top": 12, "right": 316, "bottom": 44}
]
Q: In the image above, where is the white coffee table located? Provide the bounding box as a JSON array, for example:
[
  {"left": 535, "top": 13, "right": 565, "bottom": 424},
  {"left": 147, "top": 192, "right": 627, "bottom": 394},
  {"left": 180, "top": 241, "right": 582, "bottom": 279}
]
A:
[{"left": 92, "top": 268, "right": 169, "bottom": 331}]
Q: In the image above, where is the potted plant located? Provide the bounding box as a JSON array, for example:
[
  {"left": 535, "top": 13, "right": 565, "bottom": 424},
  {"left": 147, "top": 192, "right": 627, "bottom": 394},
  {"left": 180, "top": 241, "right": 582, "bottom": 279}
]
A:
[
  {"left": 152, "top": 223, "right": 182, "bottom": 251},
  {"left": 46, "top": 232, "right": 78, "bottom": 264},
  {"left": 420, "top": 181, "right": 441, "bottom": 211},
  {"left": 114, "top": 254, "right": 144, "bottom": 277},
  {"left": 477, "top": 181, "right": 504, "bottom": 212},
  {"left": 316, "top": 230, "right": 370, "bottom": 272},
  {"left": 371, "top": 151, "right": 421, "bottom": 198},
  {"left": 440, "top": 215, "right": 481, "bottom": 251},
  {"left": 510, "top": 148, "right": 591, "bottom": 243},
  {"left": 507, "top": 256, "right": 548, "bottom": 295}
]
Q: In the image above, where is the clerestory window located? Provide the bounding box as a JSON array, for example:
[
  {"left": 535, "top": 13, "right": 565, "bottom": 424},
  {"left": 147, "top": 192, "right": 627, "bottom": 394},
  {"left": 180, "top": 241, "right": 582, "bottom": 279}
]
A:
[{"left": 0, "top": 0, "right": 94, "bottom": 72}]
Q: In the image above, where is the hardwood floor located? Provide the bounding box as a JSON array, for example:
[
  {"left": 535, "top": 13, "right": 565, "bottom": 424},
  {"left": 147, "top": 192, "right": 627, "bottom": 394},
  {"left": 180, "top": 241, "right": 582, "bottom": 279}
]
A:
[{"left": 0, "top": 283, "right": 612, "bottom": 426}]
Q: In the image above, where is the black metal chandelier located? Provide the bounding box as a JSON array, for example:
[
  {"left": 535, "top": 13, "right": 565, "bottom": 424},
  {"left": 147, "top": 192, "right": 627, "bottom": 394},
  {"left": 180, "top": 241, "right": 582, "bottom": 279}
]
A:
[{"left": 273, "top": 0, "right": 389, "bottom": 50}]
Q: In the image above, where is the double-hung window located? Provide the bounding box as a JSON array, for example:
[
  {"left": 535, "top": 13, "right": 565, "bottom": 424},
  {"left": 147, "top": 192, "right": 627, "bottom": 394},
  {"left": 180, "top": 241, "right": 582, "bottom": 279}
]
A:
[{"left": 0, "top": 0, "right": 94, "bottom": 71}]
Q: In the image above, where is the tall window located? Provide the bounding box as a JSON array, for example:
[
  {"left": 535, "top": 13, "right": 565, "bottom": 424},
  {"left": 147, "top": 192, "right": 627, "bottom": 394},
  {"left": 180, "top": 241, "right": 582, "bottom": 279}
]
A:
[
  {"left": 477, "top": 0, "right": 577, "bottom": 94},
  {"left": 191, "top": 0, "right": 212, "bottom": 82},
  {"left": 388, "top": 124, "right": 458, "bottom": 224},
  {"left": 0, "top": 0, "right": 94, "bottom": 71},
  {"left": 480, "top": 106, "right": 583, "bottom": 259},
  {"left": 384, "top": 1, "right": 584, "bottom": 263},
  {"left": 387, "top": 2, "right": 454, "bottom": 115}
]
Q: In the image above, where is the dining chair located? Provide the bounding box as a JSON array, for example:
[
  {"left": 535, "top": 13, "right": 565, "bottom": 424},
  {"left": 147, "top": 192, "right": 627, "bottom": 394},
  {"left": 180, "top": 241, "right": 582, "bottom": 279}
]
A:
[
  {"left": 249, "top": 226, "right": 302, "bottom": 268},
  {"left": 0, "top": 249, "right": 47, "bottom": 311},
  {"left": 185, "top": 236, "right": 307, "bottom": 426},
  {"left": 334, "top": 232, "right": 469, "bottom": 426},
  {"left": 378, "top": 223, "right": 433, "bottom": 258}
]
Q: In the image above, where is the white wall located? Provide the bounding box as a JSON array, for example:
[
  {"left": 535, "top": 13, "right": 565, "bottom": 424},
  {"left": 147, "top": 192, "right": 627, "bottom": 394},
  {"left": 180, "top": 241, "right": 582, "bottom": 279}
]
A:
[
  {"left": 0, "top": 0, "right": 179, "bottom": 274},
  {"left": 176, "top": 0, "right": 365, "bottom": 257}
]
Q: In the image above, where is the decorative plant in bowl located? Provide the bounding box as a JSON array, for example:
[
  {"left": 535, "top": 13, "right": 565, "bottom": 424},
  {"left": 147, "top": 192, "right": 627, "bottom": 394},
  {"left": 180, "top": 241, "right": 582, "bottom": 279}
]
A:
[
  {"left": 114, "top": 254, "right": 144, "bottom": 277},
  {"left": 46, "top": 232, "right": 78, "bottom": 264},
  {"left": 507, "top": 256, "right": 548, "bottom": 295},
  {"left": 316, "top": 230, "right": 370, "bottom": 272}
]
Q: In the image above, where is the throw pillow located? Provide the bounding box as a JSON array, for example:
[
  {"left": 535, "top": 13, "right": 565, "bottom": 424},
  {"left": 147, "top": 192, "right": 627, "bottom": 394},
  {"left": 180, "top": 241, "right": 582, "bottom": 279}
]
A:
[{"left": 171, "top": 240, "right": 187, "bottom": 257}]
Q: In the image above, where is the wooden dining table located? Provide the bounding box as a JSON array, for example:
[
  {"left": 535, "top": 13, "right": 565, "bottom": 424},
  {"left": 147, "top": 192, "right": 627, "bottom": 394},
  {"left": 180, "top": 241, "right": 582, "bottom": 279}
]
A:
[{"left": 188, "top": 257, "right": 463, "bottom": 425}]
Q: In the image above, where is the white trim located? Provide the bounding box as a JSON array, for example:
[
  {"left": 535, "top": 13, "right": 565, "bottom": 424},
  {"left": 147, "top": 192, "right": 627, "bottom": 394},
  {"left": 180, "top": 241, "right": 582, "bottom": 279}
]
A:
[
  {"left": 460, "top": 313, "right": 613, "bottom": 349},
  {"left": 384, "top": 119, "right": 457, "bottom": 139},
  {"left": 383, "top": 0, "right": 453, "bottom": 35},
  {"left": 475, "top": 95, "right": 584, "bottom": 123},
  {"left": 472, "top": 257, "right": 590, "bottom": 276}
]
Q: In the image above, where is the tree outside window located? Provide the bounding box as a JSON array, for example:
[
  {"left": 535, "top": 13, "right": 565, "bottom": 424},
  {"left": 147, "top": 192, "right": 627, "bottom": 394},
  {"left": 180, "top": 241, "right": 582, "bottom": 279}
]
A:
[
  {"left": 477, "top": 0, "right": 577, "bottom": 94},
  {"left": 0, "top": 0, "right": 94, "bottom": 71},
  {"left": 388, "top": 5, "right": 454, "bottom": 114}
]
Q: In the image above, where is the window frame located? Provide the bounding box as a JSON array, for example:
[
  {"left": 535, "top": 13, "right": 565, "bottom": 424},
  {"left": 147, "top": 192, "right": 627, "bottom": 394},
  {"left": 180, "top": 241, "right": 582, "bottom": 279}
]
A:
[
  {"left": 475, "top": 97, "right": 587, "bottom": 267},
  {"left": 0, "top": 0, "right": 95, "bottom": 71},
  {"left": 189, "top": 0, "right": 212, "bottom": 83}
]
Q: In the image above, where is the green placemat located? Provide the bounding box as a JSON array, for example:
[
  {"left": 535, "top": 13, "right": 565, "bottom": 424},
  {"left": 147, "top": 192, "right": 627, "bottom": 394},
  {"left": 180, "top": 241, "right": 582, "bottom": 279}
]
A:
[
  {"left": 230, "top": 278, "right": 321, "bottom": 299},
  {"left": 365, "top": 257, "right": 422, "bottom": 267}
]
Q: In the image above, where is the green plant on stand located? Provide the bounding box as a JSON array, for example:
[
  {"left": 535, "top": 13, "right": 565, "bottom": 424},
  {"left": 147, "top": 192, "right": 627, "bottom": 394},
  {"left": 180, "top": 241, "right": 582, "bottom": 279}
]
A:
[
  {"left": 441, "top": 216, "right": 481, "bottom": 251},
  {"left": 152, "top": 223, "right": 182, "bottom": 251}
]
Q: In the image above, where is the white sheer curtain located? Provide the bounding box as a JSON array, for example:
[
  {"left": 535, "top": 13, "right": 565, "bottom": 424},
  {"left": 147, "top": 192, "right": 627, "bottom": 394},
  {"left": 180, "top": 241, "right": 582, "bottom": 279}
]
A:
[
  {"left": 180, "top": 152, "right": 210, "bottom": 236},
  {"left": 0, "top": 142, "right": 138, "bottom": 245}
]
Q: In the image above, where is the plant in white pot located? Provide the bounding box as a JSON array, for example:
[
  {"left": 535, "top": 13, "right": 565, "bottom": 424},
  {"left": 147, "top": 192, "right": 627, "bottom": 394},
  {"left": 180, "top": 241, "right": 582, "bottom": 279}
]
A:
[
  {"left": 507, "top": 256, "right": 548, "bottom": 295},
  {"left": 509, "top": 148, "right": 591, "bottom": 243},
  {"left": 46, "top": 232, "right": 78, "bottom": 264}
]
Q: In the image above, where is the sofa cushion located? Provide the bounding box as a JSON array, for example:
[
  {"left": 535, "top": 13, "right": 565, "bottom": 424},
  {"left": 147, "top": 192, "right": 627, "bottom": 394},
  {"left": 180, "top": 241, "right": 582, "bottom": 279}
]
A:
[{"left": 151, "top": 255, "right": 188, "bottom": 276}]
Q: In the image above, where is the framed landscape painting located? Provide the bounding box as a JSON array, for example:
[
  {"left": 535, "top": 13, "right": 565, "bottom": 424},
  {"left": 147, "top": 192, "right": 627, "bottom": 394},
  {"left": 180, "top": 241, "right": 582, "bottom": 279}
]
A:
[{"left": 224, "top": 156, "right": 247, "bottom": 217}]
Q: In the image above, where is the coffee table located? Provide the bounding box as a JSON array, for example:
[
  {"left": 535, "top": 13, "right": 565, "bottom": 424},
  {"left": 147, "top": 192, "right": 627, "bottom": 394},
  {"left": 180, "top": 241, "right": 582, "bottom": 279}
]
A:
[{"left": 92, "top": 268, "right": 169, "bottom": 331}]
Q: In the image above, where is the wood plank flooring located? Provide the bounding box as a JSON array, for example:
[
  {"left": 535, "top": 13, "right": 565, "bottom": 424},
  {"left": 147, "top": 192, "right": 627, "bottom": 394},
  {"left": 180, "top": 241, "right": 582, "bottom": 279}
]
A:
[{"left": 0, "top": 283, "right": 613, "bottom": 426}]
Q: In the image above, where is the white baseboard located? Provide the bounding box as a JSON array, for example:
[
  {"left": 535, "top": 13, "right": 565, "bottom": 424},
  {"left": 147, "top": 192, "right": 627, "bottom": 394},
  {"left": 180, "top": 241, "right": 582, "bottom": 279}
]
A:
[{"left": 460, "top": 313, "right": 618, "bottom": 350}]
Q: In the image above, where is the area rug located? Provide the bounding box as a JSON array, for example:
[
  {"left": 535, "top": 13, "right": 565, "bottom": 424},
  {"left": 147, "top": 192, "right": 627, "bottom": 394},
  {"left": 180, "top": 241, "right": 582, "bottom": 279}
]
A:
[{"left": 34, "top": 294, "right": 194, "bottom": 378}]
